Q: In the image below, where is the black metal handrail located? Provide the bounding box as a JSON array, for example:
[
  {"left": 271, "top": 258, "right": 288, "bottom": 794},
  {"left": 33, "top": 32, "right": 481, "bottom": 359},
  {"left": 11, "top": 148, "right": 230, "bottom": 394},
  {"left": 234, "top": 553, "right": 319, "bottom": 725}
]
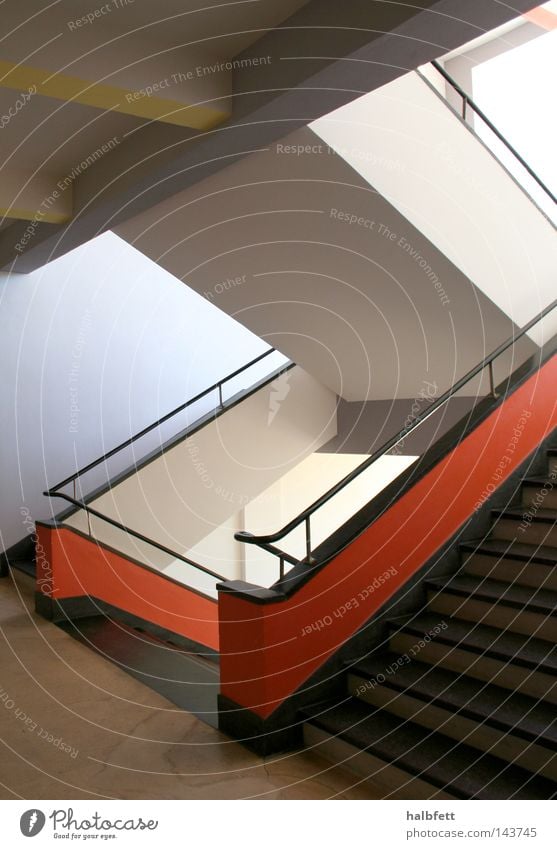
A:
[
  {"left": 236, "top": 300, "right": 557, "bottom": 576},
  {"left": 50, "top": 346, "right": 279, "bottom": 493},
  {"left": 44, "top": 346, "right": 286, "bottom": 586},
  {"left": 430, "top": 60, "right": 557, "bottom": 208},
  {"left": 44, "top": 492, "right": 226, "bottom": 582}
]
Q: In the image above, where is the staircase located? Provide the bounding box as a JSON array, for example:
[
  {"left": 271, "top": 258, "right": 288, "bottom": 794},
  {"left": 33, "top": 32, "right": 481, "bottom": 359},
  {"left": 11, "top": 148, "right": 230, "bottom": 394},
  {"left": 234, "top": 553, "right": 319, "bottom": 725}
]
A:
[{"left": 302, "top": 445, "right": 557, "bottom": 799}]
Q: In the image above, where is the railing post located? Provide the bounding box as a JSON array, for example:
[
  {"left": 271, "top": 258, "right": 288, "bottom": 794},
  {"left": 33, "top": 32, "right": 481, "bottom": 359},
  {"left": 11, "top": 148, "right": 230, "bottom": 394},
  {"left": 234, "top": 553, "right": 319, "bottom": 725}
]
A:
[
  {"left": 488, "top": 361, "right": 499, "bottom": 399},
  {"left": 462, "top": 95, "right": 467, "bottom": 121},
  {"left": 218, "top": 383, "right": 224, "bottom": 408},
  {"left": 87, "top": 510, "right": 92, "bottom": 537},
  {"left": 279, "top": 555, "right": 285, "bottom": 580},
  {"left": 305, "top": 516, "right": 314, "bottom": 563}
]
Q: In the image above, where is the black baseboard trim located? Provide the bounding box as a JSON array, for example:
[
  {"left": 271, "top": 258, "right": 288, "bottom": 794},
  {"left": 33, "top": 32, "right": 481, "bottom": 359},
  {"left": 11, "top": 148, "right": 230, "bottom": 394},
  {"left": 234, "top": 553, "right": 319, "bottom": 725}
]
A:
[
  {"left": 218, "top": 695, "right": 305, "bottom": 756},
  {"left": 0, "top": 535, "right": 35, "bottom": 576},
  {"left": 35, "top": 592, "right": 99, "bottom": 622},
  {"left": 35, "top": 592, "right": 219, "bottom": 661}
]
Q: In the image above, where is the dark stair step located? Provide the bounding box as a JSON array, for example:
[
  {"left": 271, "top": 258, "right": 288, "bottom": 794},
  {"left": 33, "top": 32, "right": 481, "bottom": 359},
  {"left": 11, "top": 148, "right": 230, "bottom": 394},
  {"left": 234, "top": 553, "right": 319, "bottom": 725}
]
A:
[
  {"left": 391, "top": 613, "right": 557, "bottom": 676},
  {"left": 350, "top": 655, "right": 557, "bottom": 750},
  {"left": 522, "top": 478, "right": 557, "bottom": 510},
  {"left": 460, "top": 538, "right": 557, "bottom": 591},
  {"left": 492, "top": 507, "right": 557, "bottom": 523},
  {"left": 426, "top": 573, "right": 557, "bottom": 615},
  {"left": 523, "top": 476, "right": 557, "bottom": 488},
  {"left": 460, "top": 538, "right": 557, "bottom": 567},
  {"left": 301, "top": 699, "right": 557, "bottom": 799},
  {"left": 490, "top": 507, "right": 557, "bottom": 546}
]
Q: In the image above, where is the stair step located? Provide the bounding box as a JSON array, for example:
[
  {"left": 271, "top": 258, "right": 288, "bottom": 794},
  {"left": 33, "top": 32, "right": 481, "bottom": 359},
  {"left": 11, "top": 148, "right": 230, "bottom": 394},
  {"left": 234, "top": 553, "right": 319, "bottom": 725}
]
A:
[
  {"left": 460, "top": 538, "right": 557, "bottom": 567},
  {"left": 522, "top": 478, "right": 557, "bottom": 507},
  {"left": 548, "top": 451, "right": 557, "bottom": 476},
  {"left": 491, "top": 507, "right": 557, "bottom": 547},
  {"left": 460, "top": 539, "right": 557, "bottom": 590},
  {"left": 351, "top": 655, "right": 557, "bottom": 747},
  {"left": 492, "top": 507, "right": 557, "bottom": 521},
  {"left": 524, "top": 475, "right": 557, "bottom": 485},
  {"left": 348, "top": 655, "right": 557, "bottom": 779},
  {"left": 426, "top": 574, "right": 557, "bottom": 641},
  {"left": 302, "top": 699, "right": 557, "bottom": 799},
  {"left": 389, "top": 613, "right": 557, "bottom": 705},
  {"left": 391, "top": 613, "right": 557, "bottom": 674},
  {"left": 427, "top": 573, "right": 557, "bottom": 614}
]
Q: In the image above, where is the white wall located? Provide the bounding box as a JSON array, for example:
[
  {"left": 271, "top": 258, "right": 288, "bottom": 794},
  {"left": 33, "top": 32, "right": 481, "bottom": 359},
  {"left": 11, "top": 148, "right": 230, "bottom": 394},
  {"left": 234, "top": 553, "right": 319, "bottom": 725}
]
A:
[
  {"left": 242, "top": 452, "right": 417, "bottom": 588},
  {"left": 163, "top": 514, "right": 245, "bottom": 597},
  {"left": 114, "top": 123, "right": 535, "bottom": 404},
  {"left": 471, "top": 29, "right": 557, "bottom": 223},
  {"left": 310, "top": 71, "right": 557, "bottom": 346},
  {"left": 0, "top": 231, "right": 286, "bottom": 552},
  {"left": 159, "top": 451, "right": 416, "bottom": 596},
  {"left": 65, "top": 366, "right": 338, "bottom": 583}
]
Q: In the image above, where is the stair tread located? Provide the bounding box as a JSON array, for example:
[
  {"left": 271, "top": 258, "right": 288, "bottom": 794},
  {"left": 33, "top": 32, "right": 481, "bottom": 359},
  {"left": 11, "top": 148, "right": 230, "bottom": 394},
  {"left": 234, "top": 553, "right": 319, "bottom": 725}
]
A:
[
  {"left": 523, "top": 476, "right": 557, "bottom": 487},
  {"left": 302, "top": 699, "right": 556, "bottom": 799},
  {"left": 350, "top": 655, "right": 557, "bottom": 748},
  {"left": 392, "top": 613, "right": 557, "bottom": 673},
  {"left": 460, "top": 538, "right": 557, "bottom": 566},
  {"left": 426, "top": 573, "right": 557, "bottom": 613},
  {"left": 492, "top": 507, "right": 557, "bottom": 522}
]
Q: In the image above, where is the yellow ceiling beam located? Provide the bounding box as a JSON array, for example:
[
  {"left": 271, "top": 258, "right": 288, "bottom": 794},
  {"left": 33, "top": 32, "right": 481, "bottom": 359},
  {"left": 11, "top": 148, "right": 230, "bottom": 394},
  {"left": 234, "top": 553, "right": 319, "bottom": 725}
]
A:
[
  {"left": 0, "top": 205, "right": 70, "bottom": 224},
  {"left": 0, "top": 172, "right": 73, "bottom": 223},
  {"left": 0, "top": 60, "right": 229, "bottom": 130}
]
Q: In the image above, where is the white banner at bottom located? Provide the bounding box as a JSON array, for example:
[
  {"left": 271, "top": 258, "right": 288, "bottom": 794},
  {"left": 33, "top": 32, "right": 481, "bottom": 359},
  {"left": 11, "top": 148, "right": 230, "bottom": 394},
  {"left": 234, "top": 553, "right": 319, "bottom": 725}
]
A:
[{"left": 1, "top": 799, "right": 555, "bottom": 848}]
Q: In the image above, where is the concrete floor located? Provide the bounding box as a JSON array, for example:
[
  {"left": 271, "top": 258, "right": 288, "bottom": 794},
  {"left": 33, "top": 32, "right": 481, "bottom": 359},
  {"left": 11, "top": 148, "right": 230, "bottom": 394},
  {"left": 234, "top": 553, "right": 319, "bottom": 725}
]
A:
[{"left": 0, "top": 571, "right": 379, "bottom": 800}]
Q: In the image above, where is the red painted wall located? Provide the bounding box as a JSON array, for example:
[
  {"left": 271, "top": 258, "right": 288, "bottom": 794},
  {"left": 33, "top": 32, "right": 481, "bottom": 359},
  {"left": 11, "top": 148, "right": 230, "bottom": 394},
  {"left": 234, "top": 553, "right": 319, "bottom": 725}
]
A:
[
  {"left": 524, "top": 6, "right": 557, "bottom": 30},
  {"left": 36, "top": 526, "right": 219, "bottom": 650},
  {"left": 219, "top": 355, "right": 557, "bottom": 717}
]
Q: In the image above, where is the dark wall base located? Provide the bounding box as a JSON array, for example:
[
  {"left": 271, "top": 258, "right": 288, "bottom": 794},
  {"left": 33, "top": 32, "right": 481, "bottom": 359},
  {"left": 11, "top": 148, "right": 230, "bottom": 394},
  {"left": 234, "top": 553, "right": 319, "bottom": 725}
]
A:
[
  {"left": 35, "top": 593, "right": 219, "bottom": 661},
  {"left": 0, "top": 534, "right": 35, "bottom": 577},
  {"left": 35, "top": 592, "right": 99, "bottom": 622},
  {"left": 218, "top": 695, "right": 306, "bottom": 756}
]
